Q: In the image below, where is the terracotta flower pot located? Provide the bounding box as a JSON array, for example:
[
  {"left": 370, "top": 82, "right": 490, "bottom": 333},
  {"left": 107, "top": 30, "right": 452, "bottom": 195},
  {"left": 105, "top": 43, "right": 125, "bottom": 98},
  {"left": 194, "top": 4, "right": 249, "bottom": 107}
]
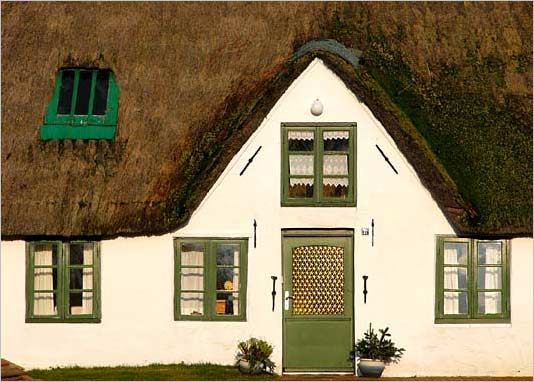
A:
[{"left": 357, "top": 359, "right": 385, "bottom": 378}]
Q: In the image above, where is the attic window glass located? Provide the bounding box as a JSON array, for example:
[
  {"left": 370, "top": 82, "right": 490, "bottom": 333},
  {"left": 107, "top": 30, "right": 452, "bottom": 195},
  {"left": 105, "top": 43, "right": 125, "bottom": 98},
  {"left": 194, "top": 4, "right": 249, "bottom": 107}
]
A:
[
  {"left": 435, "top": 237, "right": 509, "bottom": 323},
  {"left": 40, "top": 68, "right": 119, "bottom": 140},
  {"left": 174, "top": 239, "right": 247, "bottom": 321},
  {"left": 26, "top": 241, "right": 101, "bottom": 323},
  {"left": 282, "top": 124, "right": 356, "bottom": 206}
]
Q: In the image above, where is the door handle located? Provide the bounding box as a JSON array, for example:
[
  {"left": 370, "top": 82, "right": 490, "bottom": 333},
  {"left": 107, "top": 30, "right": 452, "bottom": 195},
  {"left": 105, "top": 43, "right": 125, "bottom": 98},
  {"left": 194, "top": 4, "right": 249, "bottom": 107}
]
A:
[{"left": 284, "top": 291, "right": 292, "bottom": 310}]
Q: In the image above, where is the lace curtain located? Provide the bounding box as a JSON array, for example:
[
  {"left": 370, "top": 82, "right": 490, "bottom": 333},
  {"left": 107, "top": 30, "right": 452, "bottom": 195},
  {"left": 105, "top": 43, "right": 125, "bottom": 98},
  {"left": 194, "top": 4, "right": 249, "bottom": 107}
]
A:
[{"left": 34, "top": 246, "right": 56, "bottom": 315}]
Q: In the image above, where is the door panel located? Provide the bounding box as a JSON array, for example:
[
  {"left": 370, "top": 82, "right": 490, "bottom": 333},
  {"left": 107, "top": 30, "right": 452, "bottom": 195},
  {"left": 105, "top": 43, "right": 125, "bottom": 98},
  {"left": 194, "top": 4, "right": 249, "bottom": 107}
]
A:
[{"left": 282, "top": 231, "right": 354, "bottom": 372}]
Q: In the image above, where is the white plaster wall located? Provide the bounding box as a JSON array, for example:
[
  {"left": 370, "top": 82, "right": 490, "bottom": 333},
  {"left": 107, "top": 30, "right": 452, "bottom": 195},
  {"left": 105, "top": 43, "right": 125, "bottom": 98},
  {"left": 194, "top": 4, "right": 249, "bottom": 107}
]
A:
[{"left": 1, "top": 59, "right": 532, "bottom": 376}]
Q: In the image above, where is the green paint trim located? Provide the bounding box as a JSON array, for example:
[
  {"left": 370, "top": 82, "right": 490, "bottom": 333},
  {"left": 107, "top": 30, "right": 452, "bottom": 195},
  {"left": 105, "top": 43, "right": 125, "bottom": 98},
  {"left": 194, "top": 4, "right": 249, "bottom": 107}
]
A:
[
  {"left": 25, "top": 241, "right": 101, "bottom": 323},
  {"left": 281, "top": 124, "right": 356, "bottom": 207},
  {"left": 40, "top": 125, "right": 116, "bottom": 140},
  {"left": 174, "top": 238, "right": 248, "bottom": 321},
  {"left": 435, "top": 236, "right": 510, "bottom": 323},
  {"left": 41, "top": 69, "right": 119, "bottom": 140}
]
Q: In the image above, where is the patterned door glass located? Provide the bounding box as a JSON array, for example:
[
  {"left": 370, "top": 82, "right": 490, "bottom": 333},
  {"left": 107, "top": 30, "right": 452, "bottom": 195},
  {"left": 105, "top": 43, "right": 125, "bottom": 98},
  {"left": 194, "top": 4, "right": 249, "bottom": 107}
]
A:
[{"left": 292, "top": 245, "right": 344, "bottom": 315}]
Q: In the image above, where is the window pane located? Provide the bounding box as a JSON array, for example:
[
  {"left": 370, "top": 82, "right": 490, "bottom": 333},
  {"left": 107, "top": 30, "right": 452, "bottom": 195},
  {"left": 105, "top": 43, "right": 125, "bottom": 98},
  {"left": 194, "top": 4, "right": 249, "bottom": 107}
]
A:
[
  {"left": 70, "top": 268, "right": 93, "bottom": 289},
  {"left": 216, "top": 292, "right": 239, "bottom": 316},
  {"left": 478, "top": 242, "right": 502, "bottom": 264},
  {"left": 323, "top": 178, "right": 348, "bottom": 198},
  {"left": 288, "top": 131, "right": 314, "bottom": 151},
  {"left": 289, "top": 178, "right": 313, "bottom": 198},
  {"left": 34, "top": 267, "right": 57, "bottom": 291},
  {"left": 181, "top": 268, "right": 204, "bottom": 290},
  {"left": 57, "top": 70, "right": 74, "bottom": 114},
  {"left": 181, "top": 243, "right": 204, "bottom": 266},
  {"left": 216, "top": 244, "right": 240, "bottom": 266},
  {"left": 477, "top": 267, "right": 502, "bottom": 289},
  {"left": 323, "top": 155, "right": 348, "bottom": 176},
  {"left": 74, "top": 71, "right": 92, "bottom": 115},
  {"left": 181, "top": 292, "right": 203, "bottom": 316},
  {"left": 443, "top": 242, "right": 468, "bottom": 265},
  {"left": 478, "top": 291, "right": 502, "bottom": 314},
  {"left": 69, "top": 243, "right": 93, "bottom": 265},
  {"left": 444, "top": 267, "right": 467, "bottom": 289},
  {"left": 92, "top": 71, "right": 109, "bottom": 115},
  {"left": 33, "top": 243, "right": 58, "bottom": 266},
  {"left": 323, "top": 131, "right": 349, "bottom": 151},
  {"left": 70, "top": 292, "right": 93, "bottom": 315},
  {"left": 444, "top": 291, "right": 468, "bottom": 314},
  {"left": 217, "top": 268, "right": 239, "bottom": 291},
  {"left": 289, "top": 155, "right": 314, "bottom": 176},
  {"left": 33, "top": 292, "right": 58, "bottom": 315}
]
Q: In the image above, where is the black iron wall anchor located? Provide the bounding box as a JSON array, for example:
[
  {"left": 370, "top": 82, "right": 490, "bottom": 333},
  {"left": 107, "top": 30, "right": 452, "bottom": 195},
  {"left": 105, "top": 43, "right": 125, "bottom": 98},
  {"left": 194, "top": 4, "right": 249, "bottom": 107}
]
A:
[
  {"left": 363, "top": 275, "right": 369, "bottom": 304},
  {"left": 240, "top": 146, "right": 262, "bottom": 176},
  {"left": 271, "top": 276, "right": 278, "bottom": 312},
  {"left": 253, "top": 219, "right": 257, "bottom": 248},
  {"left": 375, "top": 144, "right": 399, "bottom": 175},
  {"left": 371, "top": 219, "right": 375, "bottom": 247}
]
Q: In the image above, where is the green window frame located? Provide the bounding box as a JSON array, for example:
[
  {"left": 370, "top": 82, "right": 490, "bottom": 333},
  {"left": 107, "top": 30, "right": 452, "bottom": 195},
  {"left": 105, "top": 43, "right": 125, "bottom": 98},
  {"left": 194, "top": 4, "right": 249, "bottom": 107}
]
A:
[
  {"left": 40, "top": 68, "right": 119, "bottom": 140},
  {"left": 281, "top": 122, "right": 356, "bottom": 207},
  {"left": 435, "top": 236, "right": 510, "bottom": 323},
  {"left": 26, "top": 241, "right": 101, "bottom": 323},
  {"left": 174, "top": 238, "right": 248, "bottom": 321}
]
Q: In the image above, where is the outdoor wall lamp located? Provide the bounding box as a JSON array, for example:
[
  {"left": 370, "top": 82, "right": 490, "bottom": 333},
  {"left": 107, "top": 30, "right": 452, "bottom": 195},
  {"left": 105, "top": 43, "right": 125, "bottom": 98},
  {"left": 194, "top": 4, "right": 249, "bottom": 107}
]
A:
[{"left": 310, "top": 99, "right": 323, "bottom": 116}]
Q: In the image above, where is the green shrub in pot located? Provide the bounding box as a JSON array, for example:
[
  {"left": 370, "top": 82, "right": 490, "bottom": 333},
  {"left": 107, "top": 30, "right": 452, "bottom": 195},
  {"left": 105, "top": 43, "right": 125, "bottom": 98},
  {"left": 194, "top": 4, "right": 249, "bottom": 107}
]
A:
[{"left": 350, "top": 324, "right": 405, "bottom": 377}]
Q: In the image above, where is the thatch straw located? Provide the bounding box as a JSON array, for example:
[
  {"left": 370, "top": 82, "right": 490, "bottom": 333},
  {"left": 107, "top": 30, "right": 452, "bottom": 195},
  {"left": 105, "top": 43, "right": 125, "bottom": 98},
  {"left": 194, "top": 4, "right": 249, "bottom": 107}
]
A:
[{"left": 1, "top": 2, "right": 531, "bottom": 238}]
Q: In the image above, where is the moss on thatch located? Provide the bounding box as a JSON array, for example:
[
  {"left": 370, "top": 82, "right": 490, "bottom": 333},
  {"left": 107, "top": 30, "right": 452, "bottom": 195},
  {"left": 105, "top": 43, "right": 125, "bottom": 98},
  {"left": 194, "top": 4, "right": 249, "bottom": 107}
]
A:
[{"left": 1, "top": 2, "right": 531, "bottom": 239}]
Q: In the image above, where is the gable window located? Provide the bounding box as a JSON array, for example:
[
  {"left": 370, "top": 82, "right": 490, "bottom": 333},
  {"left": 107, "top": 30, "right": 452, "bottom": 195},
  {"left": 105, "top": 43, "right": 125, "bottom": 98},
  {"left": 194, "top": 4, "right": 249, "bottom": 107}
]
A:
[
  {"left": 174, "top": 238, "right": 247, "bottom": 321},
  {"left": 40, "top": 68, "right": 119, "bottom": 140},
  {"left": 435, "top": 237, "right": 510, "bottom": 323},
  {"left": 26, "top": 241, "right": 101, "bottom": 323},
  {"left": 281, "top": 123, "right": 356, "bottom": 206}
]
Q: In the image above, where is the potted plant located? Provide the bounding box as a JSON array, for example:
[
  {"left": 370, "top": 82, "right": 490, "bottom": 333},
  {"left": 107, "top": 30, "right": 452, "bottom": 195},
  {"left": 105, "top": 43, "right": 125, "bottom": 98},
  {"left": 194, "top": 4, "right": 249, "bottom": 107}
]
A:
[
  {"left": 235, "top": 337, "right": 275, "bottom": 375},
  {"left": 350, "top": 324, "right": 405, "bottom": 378}
]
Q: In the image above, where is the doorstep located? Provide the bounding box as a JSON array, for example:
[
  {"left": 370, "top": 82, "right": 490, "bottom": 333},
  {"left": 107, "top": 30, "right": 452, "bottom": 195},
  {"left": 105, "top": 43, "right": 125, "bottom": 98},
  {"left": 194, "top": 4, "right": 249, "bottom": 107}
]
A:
[
  {"left": 280, "top": 375, "right": 532, "bottom": 381},
  {"left": 1, "top": 359, "right": 32, "bottom": 381}
]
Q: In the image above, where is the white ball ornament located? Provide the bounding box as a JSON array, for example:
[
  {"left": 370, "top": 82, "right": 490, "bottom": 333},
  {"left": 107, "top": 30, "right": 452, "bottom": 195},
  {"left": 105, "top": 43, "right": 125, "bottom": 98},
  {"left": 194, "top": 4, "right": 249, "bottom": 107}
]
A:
[{"left": 310, "top": 99, "right": 323, "bottom": 116}]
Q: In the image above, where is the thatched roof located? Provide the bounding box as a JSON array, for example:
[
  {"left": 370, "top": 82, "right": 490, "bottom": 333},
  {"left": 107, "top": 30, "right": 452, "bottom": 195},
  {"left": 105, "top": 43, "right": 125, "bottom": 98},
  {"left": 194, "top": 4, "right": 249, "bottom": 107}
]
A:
[{"left": 2, "top": 2, "right": 532, "bottom": 239}]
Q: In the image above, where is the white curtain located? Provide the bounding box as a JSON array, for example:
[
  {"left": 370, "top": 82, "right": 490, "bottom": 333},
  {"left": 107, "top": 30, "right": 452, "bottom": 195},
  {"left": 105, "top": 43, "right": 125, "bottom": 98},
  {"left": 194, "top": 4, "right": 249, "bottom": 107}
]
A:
[
  {"left": 181, "top": 248, "right": 203, "bottom": 266},
  {"left": 444, "top": 247, "right": 460, "bottom": 314},
  {"left": 33, "top": 246, "right": 56, "bottom": 315},
  {"left": 181, "top": 268, "right": 204, "bottom": 290},
  {"left": 479, "top": 244, "right": 501, "bottom": 314},
  {"left": 323, "top": 155, "right": 348, "bottom": 175},
  {"left": 181, "top": 248, "right": 204, "bottom": 315},
  {"left": 82, "top": 244, "right": 94, "bottom": 314},
  {"left": 289, "top": 155, "right": 314, "bottom": 175},
  {"left": 483, "top": 244, "right": 501, "bottom": 264},
  {"left": 288, "top": 131, "right": 314, "bottom": 140},
  {"left": 290, "top": 178, "right": 313, "bottom": 186},
  {"left": 323, "top": 178, "right": 349, "bottom": 187},
  {"left": 232, "top": 249, "right": 239, "bottom": 314},
  {"left": 323, "top": 131, "right": 349, "bottom": 140},
  {"left": 479, "top": 291, "right": 501, "bottom": 314}
]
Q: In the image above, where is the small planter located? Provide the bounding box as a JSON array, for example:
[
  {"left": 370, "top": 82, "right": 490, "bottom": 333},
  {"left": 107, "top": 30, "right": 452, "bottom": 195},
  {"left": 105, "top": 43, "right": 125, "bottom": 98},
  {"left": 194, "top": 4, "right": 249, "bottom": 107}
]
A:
[
  {"left": 237, "top": 360, "right": 264, "bottom": 375},
  {"left": 357, "top": 359, "right": 385, "bottom": 378},
  {"left": 238, "top": 360, "right": 251, "bottom": 373}
]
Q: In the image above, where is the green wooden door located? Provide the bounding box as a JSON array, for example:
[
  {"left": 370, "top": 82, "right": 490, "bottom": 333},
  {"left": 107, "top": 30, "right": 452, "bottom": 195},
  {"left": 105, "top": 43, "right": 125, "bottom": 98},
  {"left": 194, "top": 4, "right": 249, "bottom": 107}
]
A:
[{"left": 282, "top": 230, "right": 354, "bottom": 372}]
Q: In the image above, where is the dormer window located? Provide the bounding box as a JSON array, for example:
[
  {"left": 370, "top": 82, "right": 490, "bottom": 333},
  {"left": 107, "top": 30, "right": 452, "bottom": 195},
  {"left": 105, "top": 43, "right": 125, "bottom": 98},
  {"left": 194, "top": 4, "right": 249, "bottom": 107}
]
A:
[{"left": 40, "top": 68, "right": 119, "bottom": 140}]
